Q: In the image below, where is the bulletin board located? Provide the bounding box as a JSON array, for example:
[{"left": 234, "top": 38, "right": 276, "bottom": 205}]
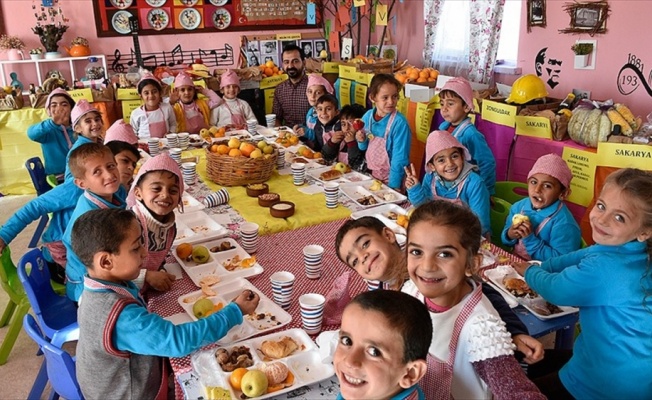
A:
[{"left": 93, "top": 0, "right": 320, "bottom": 37}]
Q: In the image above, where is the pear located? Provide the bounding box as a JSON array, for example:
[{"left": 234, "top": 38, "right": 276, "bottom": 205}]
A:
[{"left": 192, "top": 245, "right": 210, "bottom": 264}]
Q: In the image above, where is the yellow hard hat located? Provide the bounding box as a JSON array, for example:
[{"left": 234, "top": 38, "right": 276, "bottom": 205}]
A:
[{"left": 505, "top": 74, "right": 548, "bottom": 104}]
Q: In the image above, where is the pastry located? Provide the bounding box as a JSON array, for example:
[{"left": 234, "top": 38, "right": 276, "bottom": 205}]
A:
[
  {"left": 503, "top": 277, "right": 536, "bottom": 297},
  {"left": 319, "top": 170, "right": 343, "bottom": 181},
  {"left": 260, "top": 336, "right": 300, "bottom": 359}
]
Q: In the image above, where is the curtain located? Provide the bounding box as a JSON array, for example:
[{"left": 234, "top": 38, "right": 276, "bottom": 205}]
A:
[{"left": 423, "top": 0, "right": 505, "bottom": 84}]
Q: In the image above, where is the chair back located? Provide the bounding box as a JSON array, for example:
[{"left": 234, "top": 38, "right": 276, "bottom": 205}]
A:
[
  {"left": 23, "top": 314, "right": 83, "bottom": 400},
  {"left": 494, "top": 181, "right": 528, "bottom": 205},
  {"left": 25, "top": 157, "right": 51, "bottom": 196},
  {"left": 490, "top": 197, "right": 513, "bottom": 251},
  {"left": 0, "top": 247, "right": 25, "bottom": 303}
]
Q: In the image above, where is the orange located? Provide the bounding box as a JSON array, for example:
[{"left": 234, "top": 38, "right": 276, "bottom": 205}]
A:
[
  {"left": 228, "top": 148, "right": 242, "bottom": 157},
  {"left": 429, "top": 69, "right": 439, "bottom": 79},
  {"left": 265, "top": 60, "right": 275, "bottom": 68},
  {"left": 209, "top": 143, "right": 220, "bottom": 153},
  {"left": 395, "top": 74, "right": 407, "bottom": 84},
  {"left": 289, "top": 135, "right": 299, "bottom": 145},
  {"left": 229, "top": 367, "right": 249, "bottom": 391},
  {"left": 408, "top": 70, "right": 419, "bottom": 81},
  {"left": 264, "top": 67, "right": 274, "bottom": 77},
  {"left": 217, "top": 144, "right": 230, "bottom": 155},
  {"left": 175, "top": 243, "right": 193, "bottom": 259},
  {"left": 416, "top": 77, "right": 428, "bottom": 83},
  {"left": 313, "top": 152, "right": 322, "bottom": 159},
  {"left": 272, "top": 66, "right": 279, "bottom": 73},
  {"left": 419, "top": 70, "right": 429, "bottom": 79}
]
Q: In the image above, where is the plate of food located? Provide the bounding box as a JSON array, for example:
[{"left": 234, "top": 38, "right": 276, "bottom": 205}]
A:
[
  {"left": 209, "top": 0, "right": 229, "bottom": 5},
  {"left": 110, "top": 0, "right": 133, "bottom": 9},
  {"left": 180, "top": 0, "right": 199, "bottom": 6},
  {"left": 190, "top": 328, "right": 334, "bottom": 399},
  {"left": 484, "top": 265, "right": 578, "bottom": 320},
  {"left": 307, "top": 165, "right": 372, "bottom": 184},
  {"left": 212, "top": 8, "right": 231, "bottom": 30},
  {"left": 179, "top": 7, "right": 201, "bottom": 30},
  {"left": 145, "top": 0, "right": 166, "bottom": 7},
  {"left": 339, "top": 180, "right": 407, "bottom": 208},
  {"left": 173, "top": 210, "right": 229, "bottom": 246},
  {"left": 172, "top": 238, "right": 264, "bottom": 287},
  {"left": 111, "top": 10, "right": 133, "bottom": 34},
  {"left": 147, "top": 8, "right": 169, "bottom": 31},
  {"left": 350, "top": 203, "right": 409, "bottom": 234},
  {"left": 177, "top": 191, "right": 205, "bottom": 214}
]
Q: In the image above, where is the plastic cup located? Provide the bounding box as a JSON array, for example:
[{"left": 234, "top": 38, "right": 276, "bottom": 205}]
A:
[
  {"left": 291, "top": 163, "right": 306, "bottom": 186},
  {"left": 240, "top": 222, "right": 259, "bottom": 253},
  {"left": 265, "top": 114, "right": 276, "bottom": 128},
  {"left": 270, "top": 271, "right": 295, "bottom": 309},
  {"left": 299, "top": 293, "right": 326, "bottom": 334}
]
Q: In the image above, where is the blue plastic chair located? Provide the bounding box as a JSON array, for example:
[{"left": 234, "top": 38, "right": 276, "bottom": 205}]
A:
[
  {"left": 23, "top": 314, "right": 83, "bottom": 400},
  {"left": 24, "top": 157, "right": 51, "bottom": 248}
]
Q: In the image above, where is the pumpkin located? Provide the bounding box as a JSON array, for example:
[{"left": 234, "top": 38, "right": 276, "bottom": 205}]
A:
[{"left": 568, "top": 108, "right": 611, "bottom": 148}]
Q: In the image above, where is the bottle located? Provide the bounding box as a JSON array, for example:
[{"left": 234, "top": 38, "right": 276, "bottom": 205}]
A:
[
  {"left": 557, "top": 93, "right": 575, "bottom": 118},
  {"left": 84, "top": 57, "right": 105, "bottom": 80}
]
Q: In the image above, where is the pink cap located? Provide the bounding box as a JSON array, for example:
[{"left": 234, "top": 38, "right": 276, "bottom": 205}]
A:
[
  {"left": 127, "top": 153, "right": 184, "bottom": 208},
  {"left": 220, "top": 70, "right": 240, "bottom": 89},
  {"left": 104, "top": 119, "right": 138, "bottom": 145},
  {"left": 71, "top": 100, "right": 101, "bottom": 128},
  {"left": 307, "top": 74, "right": 334, "bottom": 94},
  {"left": 425, "top": 130, "right": 471, "bottom": 165},
  {"left": 45, "top": 88, "right": 75, "bottom": 116},
  {"left": 174, "top": 72, "right": 194, "bottom": 88},
  {"left": 441, "top": 77, "right": 474, "bottom": 109},
  {"left": 137, "top": 72, "right": 161, "bottom": 90},
  {"left": 528, "top": 153, "right": 573, "bottom": 188}
]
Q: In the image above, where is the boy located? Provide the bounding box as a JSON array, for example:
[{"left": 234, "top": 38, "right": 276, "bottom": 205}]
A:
[
  {"left": 336, "top": 217, "right": 544, "bottom": 365},
  {"left": 502, "top": 153, "right": 581, "bottom": 261},
  {"left": 104, "top": 119, "right": 140, "bottom": 189},
  {"left": 334, "top": 290, "right": 431, "bottom": 399},
  {"left": 323, "top": 103, "right": 366, "bottom": 170},
  {"left": 310, "top": 93, "right": 341, "bottom": 153},
  {"left": 62, "top": 142, "right": 128, "bottom": 301},
  {"left": 438, "top": 77, "right": 496, "bottom": 195},
  {"left": 64, "top": 100, "right": 105, "bottom": 182},
  {"left": 72, "top": 208, "right": 259, "bottom": 399}
]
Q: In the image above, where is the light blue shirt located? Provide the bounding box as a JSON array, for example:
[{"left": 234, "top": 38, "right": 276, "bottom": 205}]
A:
[{"left": 27, "top": 119, "right": 77, "bottom": 176}]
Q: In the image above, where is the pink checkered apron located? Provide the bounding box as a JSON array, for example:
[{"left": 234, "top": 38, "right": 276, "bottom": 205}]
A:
[
  {"left": 181, "top": 102, "right": 207, "bottom": 134},
  {"left": 61, "top": 124, "right": 73, "bottom": 149},
  {"left": 223, "top": 99, "right": 247, "bottom": 127},
  {"left": 135, "top": 210, "right": 176, "bottom": 272},
  {"left": 365, "top": 111, "right": 397, "bottom": 183},
  {"left": 144, "top": 106, "right": 168, "bottom": 138},
  {"left": 513, "top": 202, "right": 562, "bottom": 260},
  {"left": 421, "top": 283, "right": 482, "bottom": 400},
  {"left": 322, "top": 128, "right": 349, "bottom": 164},
  {"left": 432, "top": 178, "right": 467, "bottom": 206}
]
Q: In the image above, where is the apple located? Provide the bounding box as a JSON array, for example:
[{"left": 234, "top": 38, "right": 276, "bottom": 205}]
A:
[
  {"left": 192, "top": 298, "right": 214, "bottom": 319},
  {"left": 191, "top": 245, "right": 210, "bottom": 264},
  {"left": 228, "top": 137, "right": 241, "bottom": 149},
  {"left": 240, "top": 370, "right": 268, "bottom": 398},
  {"left": 199, "top": 128, "right": 210, "bottom": 138},
  {"left": 263, "top": 145, "right": 274, "bottom": 155},
  {"left": 257, "top": 140, "right": 267, "bottom": 150},
  {"left": 351, "top": 119, "right": 365, "bottom": 131},
  {"left": 334, "top": 162, "right": 348, "bottom": 174}
]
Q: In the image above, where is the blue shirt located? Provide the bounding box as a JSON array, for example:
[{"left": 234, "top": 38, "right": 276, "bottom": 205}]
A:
[
  {"left": 439, "top": 118, "right": 496, "bottom": 195},
  {"left": 501, "top": 198, "right": 581, "bottom": 261},
  {"left": 27, "top": 119, "right": 77, "bottom": 176},
  {"left": 525, "top": 242, "right": 652, "bottom": 399},
  {"left": 301, "top": 106, "right": 318, "bottom": 142},
  {"left": 337, "top": 384, "right": 425, "bottom": 400},
  {"left": 358, "top": 109, "right": 411, "bottom": 189},
  {"left": 63, "top": 135, "right": 94, "bottom": 182}
]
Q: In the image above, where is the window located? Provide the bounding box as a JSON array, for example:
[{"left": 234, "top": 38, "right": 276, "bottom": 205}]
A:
[{"left": 496, "top": 0, "right": 522, "bottom": 63}]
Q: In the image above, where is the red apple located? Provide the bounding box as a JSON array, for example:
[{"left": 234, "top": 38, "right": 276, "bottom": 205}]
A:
[{"left": 351, "top": 119, "right": 365, "bottom": 131}]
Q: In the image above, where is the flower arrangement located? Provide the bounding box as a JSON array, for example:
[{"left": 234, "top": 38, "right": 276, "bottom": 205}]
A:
[
  {"left": 32, "top": 0, "right": 69, "bottom": 53},
  {"left": 571, "top": 43, "right": 594, "bottom": 56},
  {"left": 70, "top": 37, "right": 89, "bottom": 47},
  {"left": 29, "top": 47, "right": 44, "bottom": 55},
  {"left": 0, "top": 35, "right": 26, "bottom": 51}
]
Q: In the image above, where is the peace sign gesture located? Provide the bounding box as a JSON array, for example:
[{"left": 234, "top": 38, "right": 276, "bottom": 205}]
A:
[{"left": 404, "top": 163, "right": 419, "bottom": 189}]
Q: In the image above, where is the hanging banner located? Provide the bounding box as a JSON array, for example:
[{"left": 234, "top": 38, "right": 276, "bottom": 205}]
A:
[
  {"left": 376, "top": 4, "right": 388, "bottom": 26},
  {"left": 341, "top": 37, "right": 353, "bottom": 60}
]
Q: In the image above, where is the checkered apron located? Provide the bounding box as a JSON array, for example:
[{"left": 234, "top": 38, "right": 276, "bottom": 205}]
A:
[
  {"left": 514, "top": 202, "right": 562, "bottom": 260},
  {"left": 365, "top": 111, "right": 397, "bottom": 183},
  {"left": 144, "top": 107, "right": 168, "bottom": 138},
  {"left": 322, "top": 128, "right": 349, "bottom": 165},
  {"left": 181, "top": 102, "right": 207, "bottom": 134},
  {"left": 223, "top": 99, "right": 247, "bottom": 127},
  {"left": 134, "top": 209, "right": 176, "bottom": 272}
]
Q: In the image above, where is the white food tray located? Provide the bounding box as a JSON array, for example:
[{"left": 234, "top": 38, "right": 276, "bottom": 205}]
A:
[
  {"left": 485, "top": 265, "right": 578, "bottom": 320},
  {"left": 191, "top": 328, "right": 333, "bottom": 400},
  {"left": 307, "top": 166, "right": 372, "bottom": 184},
  {"left": 177, "top": 191, "right": 205, "bottom": 214},
  {"left": 172, "top": 238, "right": 263, "bottom": 287},
  {"left": 173, "top": 211, "right": 229, "bottom": 246},
  {"left": 179, "top": 278, "right": 291, "bottom": 343},
  {"left": 350, "top": 204, "right": 408, "bottom": 235},
  {"left": 340, "top": 180, "right": 407, "bottom": 208}
]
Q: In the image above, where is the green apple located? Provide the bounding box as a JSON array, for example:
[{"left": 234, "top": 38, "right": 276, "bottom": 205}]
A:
[
  {"left": 240, "top": 369, "right": 268, "bottom": 398},
  {"left": 192, "top": 245, "right": 210, "bottom": 264},
  {"left": 257, "top": 140, "right": 267, "bottom": 150},
  {"left": 250, "top": 149, "right": 263, "bottom": 159},
  {"left": 334, "top": 162, "right": 348, "bottom": 174},
  {"left": 192, "top": 298, "right": 214, "bottom": 319},
  {"left": 263, "top": 145, "right": 274, "bottom": 155}
]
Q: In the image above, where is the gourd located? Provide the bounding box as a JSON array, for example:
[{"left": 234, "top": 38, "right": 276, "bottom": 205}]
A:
[{"left": 568, "top": 108, "right": 611, "bottom": 147}]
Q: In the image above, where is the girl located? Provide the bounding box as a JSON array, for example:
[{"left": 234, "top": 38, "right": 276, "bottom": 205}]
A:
[
  {"left": 404, "top": 130, "right": 490, "bottom": 237},
  {"left": 513, "top": 168, "right": 652, "bottom": 399},
  {"left": 170, "top": 72, "right": 222, "bottom": 134},
  {"left": 130, "top": 74, "right": 177, "bottom": 139},
  {"left": 63, "top": 100, "right": 105, "bottom": 182},
  {"left": 126, "top": 154, "right": 181, "bottom": 294},
  {"left": 211, "top": 70, "right": 256, "bottom": 128},
  {"left": 355, "top": 74, "right": 410, "bottom": 190},
  {"left": 502, "top": 154, "right": 581, "bottom": 261},
  {"left": 293, "top": 74, "right": 333, "bottom": 141},
  {"left": 402, "top": 200, "right": 544, "bottom": 399}
]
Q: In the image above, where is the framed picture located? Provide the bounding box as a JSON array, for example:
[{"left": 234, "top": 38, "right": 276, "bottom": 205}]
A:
[
  {"left": 247, "top": 40, "right": 259, "bottom": 54},
  {"left": 247, "top": 51, "right": 261, "bottom": 67},
  {"left": 263, "top": 54, "right": 278, "bottom": 66},
  {"left": 527, "top": 0, "right": 546, "bottom": 31},
  {"left": 280, "top": 40, "right": 298, "bottom": 51},
  {"left": 313, "top": 40, "right": 326, "bottom": 57},
  {"left": 260, "top": 40, "right": 278, "bottom": 56},
  {"left": 299, "top": 40, "right": 314, "bottom": 58},
  {"left": 560, "top": 1, "right": 610, "bottom": 35}
]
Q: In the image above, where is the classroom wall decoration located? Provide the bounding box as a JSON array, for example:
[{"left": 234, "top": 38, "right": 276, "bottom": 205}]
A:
[
  {"left": 92, "top": 0, "right": 321, "bottom": 37},
  {"left": 107, "top": 43, "right": 235, "bottom": 73}
]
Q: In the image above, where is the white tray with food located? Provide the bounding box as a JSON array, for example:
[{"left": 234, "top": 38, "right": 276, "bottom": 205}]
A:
[
  {"left": 307, "top": 165, "right": 372, "bottom": 184},
  {"left": 484, "top": 265, "right": 578, "bottom": 320},
  {"left": 191, "top": 328, "right": 334, "bottom": 400},
  {"left": 173, "top": 211, "right": 229, "bottom": 246},
  {"left": 177, "top": 191, "right": 205, "bottom": 214},
  {"left": 172, "top": 238, "right": 263, "bottom": 287},
  {"left": 339, "top": 180, "right": 407, "bottom": 208},
  {"left": 179, "top": 278, "right": 291, "bottom": 343},
  {"left": 350, "top": 204, "right": 409, "bottom": 235}
]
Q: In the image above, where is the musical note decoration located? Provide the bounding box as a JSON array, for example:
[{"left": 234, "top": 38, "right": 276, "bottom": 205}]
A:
[{"left": 108, "top": 44, "right": 235, "bottom": 74}]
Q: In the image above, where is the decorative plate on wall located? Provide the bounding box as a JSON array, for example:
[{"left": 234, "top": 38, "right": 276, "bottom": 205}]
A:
[
  {"left": 180, "top": 0, "right": 199, "bottom": 6},
  {"left": 145, "top": 0, "right": 167, "bottom": 7},
  {"left": 110, "top": 0, "right": 133, "bottom": 10},
  {"left": 212, "top": 8, "right": 231, "bottom": 30},
  {"left": 147, "top": 8, "right": 170, "bottom": 31},
  {"left": 111, "top": 10, "right": 133, "bottom": 34},
  {"left": 209, "top": 0, "right": 229, "bottom": 6},
  {"left": 179, "top": 8, "right": 201, "bottom": 30}
]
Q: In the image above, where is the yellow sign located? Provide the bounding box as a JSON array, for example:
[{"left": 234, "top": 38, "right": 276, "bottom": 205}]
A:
[
  {"left": 354, "top": 0, "right": 365, "bottom": 6},
  {"left": 323, "top": 62, "right": 340, "bottom": 74},
  {"left": 481, "top": 100, "right": 516, "bottom": 127},
  {"left": 415, "top": 101, "right": 436, "bottom": 143},
  {"left": 472, "top": 98, "right": 480, "bottom": 114},
  {"left": 397, "top": 92, "right": 408, "bottom": 115},
  {"left": 596, "top": 142, "right": 652, "bottom": 170},
  {"left": 264, "top": 88, "right": 275, "bottom": 115},
  {"left": 276, "top": 33, "right": 302, "bottom": 40},
  {"left": 339, "top": 65, "right": 358, "bottom": 81},
  {"left": 354, "top": 84, "right": 367, "bottom": 106},
  {"left": 562, "top": 147, "right": 597, "bottom": 207},
  {"left": 116, "top": 88, "right": 140, "bottom": 100},
  {"left": 354, "top": 72, "right": 373, "bottom": 85},
  {"left": 260, "top": 74, "right": 288, "bottom": 90},
  {"left": 376, "top": 4, "right": 388, "bottom": 26},
  {"left": 432, "top": 93, "right": 441, "bottom": 109},
  {"left": 515, "top": 116, "right": 552, "bottom": 139},
  {"left": 67, "top": 88, "right": 94, "bottom": 103},
  {"left": 121, "top": 99, "right": 143, "bottom": 124},
  {"left": 340, "top": 79, "right": 351, "bottom": 107}
]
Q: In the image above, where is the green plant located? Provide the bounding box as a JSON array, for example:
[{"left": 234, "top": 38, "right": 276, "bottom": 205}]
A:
[
  {"left": 571, "top": 43, "right": 593, "bottom": 55},
  {"left": 0, "top": 35, "right": 26, "bottom": 50}
]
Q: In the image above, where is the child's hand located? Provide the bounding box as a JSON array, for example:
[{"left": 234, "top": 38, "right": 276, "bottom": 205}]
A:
[
  {"left": 294, "top": 125, "right": 305, "bottom": 137},
  {"left": 145, "top": 270, "right": 176, "bottom": 292},
  {"left": 513, "top": 334, "right": 544, "bottom": 364},
  {"left": 511, "top": 261, "right": 531, "bottom": 276},
  {"left": 403, "top": 163, "right": 420, "bottom": 190},
  {"left": 355, "top": 130, "right": 366, "bottom": 142},
  {"left": 507, "top": 220, "right": 532, "bottom": 240},
  {"left": 51, "top": 106, "right": 71, "bottom": 126},
  {"left": 344, "top": 130, "right": 355, "bottom": 143},
  {"left": 169, "top": 89, "right": 179, "bottom": 104},
  {"left": 233, "top": 289, "right": 260, "bottom": 315},
  {"left": 330, "top": 131, "right": 345, "bottom": 143}
]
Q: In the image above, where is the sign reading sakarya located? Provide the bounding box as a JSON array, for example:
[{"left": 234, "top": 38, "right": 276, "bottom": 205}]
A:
[
  {"left": 596, "top": 142, "right": 652, "bottom": 170},
  {"left": 562, "top": 146, "right": 597, "bottom": 207}
]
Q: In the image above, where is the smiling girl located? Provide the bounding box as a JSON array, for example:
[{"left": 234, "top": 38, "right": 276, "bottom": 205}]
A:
[{"left": 130, "top": 74, "right": 177, "bottom": 139}]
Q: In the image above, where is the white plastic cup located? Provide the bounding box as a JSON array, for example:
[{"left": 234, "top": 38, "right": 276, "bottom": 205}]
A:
[{"left": 299, "top": 293, "right": 326, "bottom": 334}]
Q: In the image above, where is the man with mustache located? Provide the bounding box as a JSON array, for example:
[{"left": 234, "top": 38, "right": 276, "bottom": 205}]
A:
[{"left": 272, "top": 44, "right": 311, "bottom": 127}]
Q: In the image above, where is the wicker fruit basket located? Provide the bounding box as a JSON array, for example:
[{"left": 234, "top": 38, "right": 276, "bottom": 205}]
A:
[{"left": 205, "top": 145, "right": 278, "bottom": 186}]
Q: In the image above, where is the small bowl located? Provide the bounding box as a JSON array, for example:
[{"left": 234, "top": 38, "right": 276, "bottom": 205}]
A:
[
  {"left": 246, "top": 183, "right": 269, "bottom": 197},
  {"left": 258, "top": 192, "right": 280, "bottom": 207},
  {"left": 270, "top": 201, "right": 295, "bottom": 218}
]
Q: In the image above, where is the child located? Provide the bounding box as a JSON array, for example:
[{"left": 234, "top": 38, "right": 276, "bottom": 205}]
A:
[
  {"left": 63, "top": 99, "right": 105, "bottom": 182},
  {"left": 309, "top": 93, "right": 341, "bottom": 153},
  {"left": 355, "top": 74, "right": 411, "bottom": 190},
  {"left": 104, "top": 120, "right": 140, "bottom": 190},
  {"left": 71, "top": 208, "right": 259, "bottom": 399},
  {"left": 404, "top": 130, "right": 490, "bottom": 237},
  {"left": 126, "top": 154, "right": 182, "bottom": 293},
  {"left": 513, "top": 168, "right": 652, "bottom": 399},
  {"left": 438, "top": 77, "right": 496, "bottom": 195},
  {"left": 27, "top": 88, "right": 76, "bottom": 177},
  {"left": 171, "top": 72, "right": 222, "bottom": 134},
  {"left": 329, "top": 104, "right": 367, "bottom": 170},
  {"left": 130, "top": 74, "right": 177, "bottom": 139},
  {"left": 335, "top": 216, "right": 545, "bottom": 366},
  {"left": 334, "top": 290, "right": 431, "bottom": 400},
  {"left": 62, "top": 142, "right": 128, "bottom": 301},
  {"left": 293, "top": 74, "right": 333, "bottom": 141},
  {"left": 402, "top": 200, "right": 545, "bottom": 399},
  {"left": 211, "top": 70, "right": 256, "bottom": 128},
  {"left": 502, "top": 153, "right": 581, "bottom": 261}
]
